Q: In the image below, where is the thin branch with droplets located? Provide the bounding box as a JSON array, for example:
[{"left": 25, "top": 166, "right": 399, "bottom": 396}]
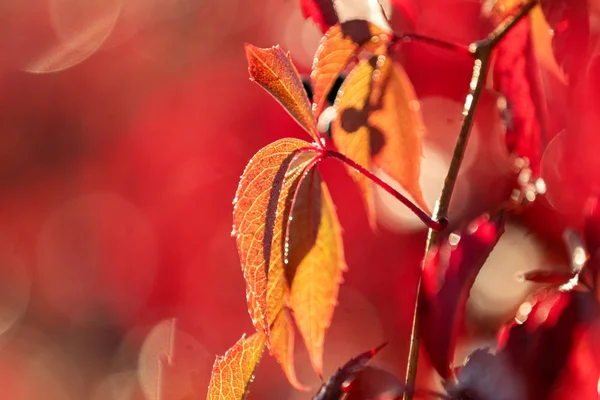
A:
[{"left": 402, "top": 1, "right": 539, "bottom": 399}]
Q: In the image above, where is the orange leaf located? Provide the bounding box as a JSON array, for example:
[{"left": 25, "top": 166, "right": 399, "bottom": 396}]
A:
[
  {"left": 207, "top": 332, "right": 266, "bottom": 400},
  {"left": 287, "top": 168, "right": 346, "bottom": 377},
  {"left": 331, "top": 55, "right": 428, "bottom": 227},
  {"left": 245, "top": 44, "right": 319, "bottom": 140},
  {"left": 369, "top": 55, "right": 428, "bottom": 212},
  {"left": 232, "top": 138, "right": 321, "bottom": 339},
  {"left": 269, "top": 308, "right": 309, "bottom": 390},
  {"left": 311, "top": 21, "right": 389, "bottom": 118}
]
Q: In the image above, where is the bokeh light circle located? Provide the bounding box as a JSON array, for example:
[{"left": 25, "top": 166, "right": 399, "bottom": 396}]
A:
[{"left": 36, "top": 192, "right": 158, "bottom": 324}]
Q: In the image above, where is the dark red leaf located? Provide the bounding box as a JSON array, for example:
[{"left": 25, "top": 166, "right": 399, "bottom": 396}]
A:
[
  {"left": 419, "top": 212, "right": 506, "bottom": 379},
  {"left": 312, "top": 343, "right": 386, "bottom": 400},
  {"left": 492, "top": 17, "right": 544, "bottom": 174},
  {"left": 522, "top": 228, "right": 587, "bottom": 289},
  {"left": 584, "top": 198, "right": 600, "bottom": 263},
  {"left": 522, "top": 269, "right": 575, "bottom": 285},
  {"left": 343, "top": 366, "right": 404, "bottom": 400},
  {"left": 300, "top": 0, "right": 338, "bottom": 32},
  {"left": 448, "top": 348, "right": 527, "bottom": 400},
  {"left": 540, "top": 0, "right": 590, "bottom": 86},
  {"left": 498, "top": 290, "right": 600, "bottom": 399}
]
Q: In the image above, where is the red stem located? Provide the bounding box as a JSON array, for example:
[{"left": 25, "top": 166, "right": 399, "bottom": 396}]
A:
[
  {"left": 323, "top": 149, "right": 445, "bottom": 231},
  {"left": 391, "top": 33, "right": 473, "bottom": 57}
]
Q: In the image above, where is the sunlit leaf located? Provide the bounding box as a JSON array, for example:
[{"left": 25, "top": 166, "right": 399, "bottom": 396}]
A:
[
  {"left": 207, "top": 333, "right": 266, "bottom": 400},
  {"left": 311, "top": 21, "right": 389, "bottom": 118},
  {"left": 269, "top": 308, "right": 308, "bottom": 390},
  {"left": 287, "top": 168, "right": 346, "bottom": 377},
  {"left": 419, "top": 212, "right": 506, "bottom": 379},
  {"left": 312, "top": 343, "right": 386, "bottom": 400},
  {"left": 331, "top": 55, "right": 428, "bottom": 226},
  {"left": 232, "top": 138, "right": 321, "bottom": 337},
  {"left": 245, "top": 44, "right": 319, "bottom": 140}
]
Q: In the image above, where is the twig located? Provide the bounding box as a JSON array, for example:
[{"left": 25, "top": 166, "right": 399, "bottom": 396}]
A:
[
  {"left": 402, "top": 1, "right": 538, "bottom": 399},
  {"left": 324, "top": 149, "right": 444, "bottom": 231}
]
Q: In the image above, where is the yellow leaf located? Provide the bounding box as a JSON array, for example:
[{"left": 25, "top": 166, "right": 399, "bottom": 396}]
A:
[
  {"left": 369, "top": 56, "right": 428, "bottom": 212},
  {"left": 207, "top": 333, "right": 266, "bottom": 400},
  {"left": 269, "top": 308, "right": 309, "bottom": 391},
  {"left": 331, "top": 55, "right": 428, "bottom": 227},
  {"left": 311, "top": 21, "right": 389, "bottom": 118},
  {"left": 232, "top": 138, "right": 320, "bottom": 338},
  {"left": 287, "top": 168, "right": 346, "bottom": 378},
  {"left": 245, "top": 44, "right": 319, "bottom": 140}
]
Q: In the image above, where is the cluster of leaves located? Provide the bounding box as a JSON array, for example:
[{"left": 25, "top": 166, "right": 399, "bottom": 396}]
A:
[{"left": 207, "top": 0, "right": 600, "bottom": 399}]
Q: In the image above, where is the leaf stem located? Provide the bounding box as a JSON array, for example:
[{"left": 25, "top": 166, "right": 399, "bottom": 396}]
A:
[
  {"left": 402, "top": 1, "right": 537, "bottom": 398},
  {"left": 392, "top": 33, "right": 472, "bottom": 57},
  {"left": 323, "top": 149, "right": 444, "bottom": 231}
]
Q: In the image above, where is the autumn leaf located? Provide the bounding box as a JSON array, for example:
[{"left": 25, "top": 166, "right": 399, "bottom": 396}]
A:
[
  {"left": 207, "top": 333, "right": 266, "bottom": 400},
  {"left": 419, "top": 212, "right": 506, "bottom": 379},
  {"left": 447, "top": 348, "right": 527, "bottom": 400},
  {"left": 540, "top": 0, "right": 590, "bottom": 85},
  {"left": 300, "top": 0, "right": 338, "bottom": 32},
  {"left": 286, "top": 167, "right": 346, "bottom": 377},
  {"left": 245, "top": 44, "right": 319, "bottom": 141},
  {"left": 269, "top": 308, "right": 308, "bottom": 390},
  {"left": 232, "top": 138, "right": 321, "bottom": 337},
  {"left": 331, "top": 54, "right": 428, "bottom": 226},
  {"left": 521, "top": 228, "right": 586, "bottom": 290},
  {"left": 233, "top": 137, "right": 349, "bottom": 388},
  {"left": 487, "top": 3, "right": 566, "bottom": 174},
  {"left": 311, "top": 21, "right": 389, "bottom": 118},
  {"left": 312, "top": 343, "right": 386, "bottom": 400},
  {"left": 497, "top": 291, "right": 600, "bottom": 399}
]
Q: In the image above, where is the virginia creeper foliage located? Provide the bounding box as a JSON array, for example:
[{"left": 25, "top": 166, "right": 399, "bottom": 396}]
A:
[{"left": 207, "top": 0, "right": 600, "bottom": 398}]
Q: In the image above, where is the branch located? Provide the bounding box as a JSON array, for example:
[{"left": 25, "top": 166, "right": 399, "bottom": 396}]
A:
[
  {"left": 324, "top": 149, "right": 445, "bottom": 231},
  {"left": 402, "top": 1, "right": 538, "bottom": 398}
]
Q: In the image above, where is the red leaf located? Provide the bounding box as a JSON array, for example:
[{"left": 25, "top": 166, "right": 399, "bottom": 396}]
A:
[
  {"left": 540, "top": 0, "right": 590, "bottom": 85},
  {"left": 312, "top": 343, "right": 386, "bottom": 400},
  {"left": 300, "top": 0, "right": 338, "bottom": 32},
  {"left": 489, "top": 5, "right": 566, "bottom": 175},
  {"left": 419, "top": 212, "right": 506, "bottom": 379},
  {"left": 448, "top": 348, "right": 527, "bottom": 400},
  {"left": 584, "top": 198, "right": 600, "bottom": 262},
  {"left": 343, "top": 366, "right": 404, "bottom": 400},
  {"left": 498, "top": 291, "right": 600, "bottom": 399}
]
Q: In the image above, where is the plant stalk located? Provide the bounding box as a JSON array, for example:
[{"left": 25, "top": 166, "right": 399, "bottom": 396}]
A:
[
  {"left": 402, "top": 2, "right": 537, "bottom": 398},
  {"left": 324, "top": 149, "right": 444, "bottom": 231}
]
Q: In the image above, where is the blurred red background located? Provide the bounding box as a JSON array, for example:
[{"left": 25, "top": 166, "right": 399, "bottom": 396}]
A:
[{"left": 0, "top": 0, "right": 598, "bottom": 398}]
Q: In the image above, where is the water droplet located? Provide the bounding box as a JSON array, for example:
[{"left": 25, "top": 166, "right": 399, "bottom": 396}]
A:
[{"left": 448, "top": 233, "right": 461, "bottom": 247}]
